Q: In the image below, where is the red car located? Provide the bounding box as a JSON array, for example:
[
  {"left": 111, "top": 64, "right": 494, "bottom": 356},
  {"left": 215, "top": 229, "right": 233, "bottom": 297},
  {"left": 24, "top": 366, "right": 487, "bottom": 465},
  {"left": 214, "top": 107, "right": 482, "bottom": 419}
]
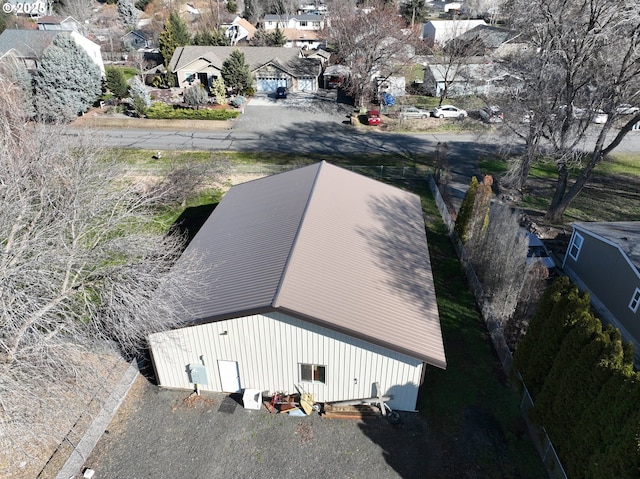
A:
[{"left": 367, "top": 110, "right": 381, "bottom": 126}]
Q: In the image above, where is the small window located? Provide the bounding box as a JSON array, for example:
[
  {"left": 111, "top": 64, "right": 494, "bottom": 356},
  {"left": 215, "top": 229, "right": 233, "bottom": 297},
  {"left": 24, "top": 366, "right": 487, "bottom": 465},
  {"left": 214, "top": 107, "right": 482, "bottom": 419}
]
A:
[
  {"left": 300, "top": 363, "right": 326, "bottom": 384},
  {"left": 569, "top": 232, "right": 584, "bottom": 260},
  {"left": 299, "top": 21, "right": 308, "bottom": 26},
  {"left": 630, "top": 288, "right": 640, "bottom": 313}
]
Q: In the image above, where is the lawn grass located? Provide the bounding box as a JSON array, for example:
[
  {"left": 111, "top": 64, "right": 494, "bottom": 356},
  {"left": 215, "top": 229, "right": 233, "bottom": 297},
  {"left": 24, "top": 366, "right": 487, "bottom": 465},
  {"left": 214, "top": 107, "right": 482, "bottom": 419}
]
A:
[
  {"left": 417, "top": 183, "right": 546, "bottom": 477},
  {"left": 480, "top": 153, "right": 640, "bottom": 225}
]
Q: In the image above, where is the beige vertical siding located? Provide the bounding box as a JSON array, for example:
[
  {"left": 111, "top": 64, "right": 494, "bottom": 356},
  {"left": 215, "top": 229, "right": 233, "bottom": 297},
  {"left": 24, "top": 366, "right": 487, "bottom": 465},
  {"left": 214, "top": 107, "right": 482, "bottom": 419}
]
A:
[{"left": 149, "top": 312, "right": 424, "bottom": 411}]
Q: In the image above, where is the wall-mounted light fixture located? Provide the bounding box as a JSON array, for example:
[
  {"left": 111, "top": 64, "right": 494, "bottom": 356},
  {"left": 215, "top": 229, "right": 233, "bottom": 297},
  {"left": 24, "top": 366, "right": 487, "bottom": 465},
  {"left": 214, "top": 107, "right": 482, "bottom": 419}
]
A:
[{"left": 220, "top": 330, "right": 228, "bottom": 336}]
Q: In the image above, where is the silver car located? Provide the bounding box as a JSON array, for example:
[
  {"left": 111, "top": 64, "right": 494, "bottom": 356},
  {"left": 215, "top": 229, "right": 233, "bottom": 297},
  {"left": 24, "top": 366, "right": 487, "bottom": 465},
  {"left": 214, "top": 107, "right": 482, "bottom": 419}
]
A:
[
  {"left": 400, "top": 106, "right": 431, "bottom": 119},
  {"left": 432, "top": 104, "right": 468, "bottom": 119}
]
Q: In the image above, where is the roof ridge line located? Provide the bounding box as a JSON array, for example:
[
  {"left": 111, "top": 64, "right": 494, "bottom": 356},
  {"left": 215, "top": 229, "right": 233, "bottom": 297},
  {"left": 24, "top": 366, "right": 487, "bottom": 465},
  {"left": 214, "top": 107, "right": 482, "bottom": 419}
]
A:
[{"left": 272, "top": 161, "right": 326, "bottom": 308}]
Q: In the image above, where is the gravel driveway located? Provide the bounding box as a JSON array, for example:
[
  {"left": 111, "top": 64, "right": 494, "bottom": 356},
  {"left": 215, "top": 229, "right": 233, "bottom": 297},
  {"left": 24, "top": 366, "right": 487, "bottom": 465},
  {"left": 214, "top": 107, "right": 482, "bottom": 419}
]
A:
[{"left": 83, "top": 374, "right": 436, "bottom": 479}]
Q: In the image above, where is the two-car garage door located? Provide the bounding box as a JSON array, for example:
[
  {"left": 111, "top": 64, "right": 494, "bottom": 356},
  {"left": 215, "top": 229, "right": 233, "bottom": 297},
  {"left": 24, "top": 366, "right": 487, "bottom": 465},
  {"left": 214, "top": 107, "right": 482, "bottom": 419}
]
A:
[{"left": 256, "top": 77, "right": 287, "bottom": 92}]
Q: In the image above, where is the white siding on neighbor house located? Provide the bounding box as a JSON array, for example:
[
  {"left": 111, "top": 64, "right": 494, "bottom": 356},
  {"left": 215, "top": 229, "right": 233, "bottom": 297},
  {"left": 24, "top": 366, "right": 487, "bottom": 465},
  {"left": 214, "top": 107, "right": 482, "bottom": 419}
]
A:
[{"left": 149, "top": 312, "right": 424, "bottom": 411}]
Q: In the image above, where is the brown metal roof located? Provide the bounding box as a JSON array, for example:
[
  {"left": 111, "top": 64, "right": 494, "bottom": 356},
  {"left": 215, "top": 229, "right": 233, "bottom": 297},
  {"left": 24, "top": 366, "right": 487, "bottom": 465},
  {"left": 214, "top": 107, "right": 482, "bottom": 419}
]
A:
[{"left": 177, "top": 162, "right": 446, "bottom": 369}]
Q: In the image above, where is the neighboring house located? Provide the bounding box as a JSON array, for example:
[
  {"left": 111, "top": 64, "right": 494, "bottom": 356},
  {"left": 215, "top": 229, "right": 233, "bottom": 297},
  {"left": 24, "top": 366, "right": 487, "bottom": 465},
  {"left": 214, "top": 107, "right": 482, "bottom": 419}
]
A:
[
  {"left": 298, "top": 2, "right": 328, "bottom": 14},
  {"left": 122, "top": 30, "right": 150, "bottom": 50},
  {"left": 422, "top": 19, "right": 488, "bottom": 46},
  {"left": 0, "top": 29, "right": 105, "bottom": 76},
  {"left": 562, "top": 222, "right": 640, "bottom": 362},
  {"left": 37, "top": 15, "right": 80, "bottom": 31},
  {"left": 169, "top": 46, "right": 321, "bottom": 92},
  {"left": 148, "top": 162, "right": 447, "bottom": 412},
  {"left": 377, "top": 75, "right": 406, "bottom": 98},
  {"left": 224, "top": 16, "right": 257, "bottom": 45},
  {"left": 422, "top": 61, "right": 522, "bottom": 97},
  {"left": 322, "top": 63, "right": 350, "bottom": 89},
  {"left": 263, "top": 13, "right": 325, "bottom": 32},
  {"left": 262, "top": 13, "right": 325, "bottom": 49},
  {"left": 452, "top": 24, "right": 522, "bottom": 57},
  {"left": 280, "top": 28, "right": 321, "bottom": 49}
]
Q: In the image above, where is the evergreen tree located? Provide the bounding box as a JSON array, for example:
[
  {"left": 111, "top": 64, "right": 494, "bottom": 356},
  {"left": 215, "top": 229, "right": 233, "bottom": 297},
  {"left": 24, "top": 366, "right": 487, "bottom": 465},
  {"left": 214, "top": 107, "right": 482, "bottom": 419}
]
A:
[
  {"left": 159, "top": 11, "right": 191, "bottom": 66},
  {"left": 193, "top": 29, "right": 230, "bottom": 46},
  {"left": 211, "top": 76, "right": 226, "bottom": 104},
  {"left": 513, "top": 277, "right": 578, "bottom": 396},
  {"left": 465, "top": 175, "right": 492, "bottom": 249},
  {"left": 400, "top": 0, "right": 428, "bottom": 27},
  {"left": 221, "top": 49, "right": 253, "bottom": 95},
  {"left": 454, "top": 176, "right": 478, "bottom": 242},
  {"left": 105, "top": 67, "right": 129, "bottom": 99},
  {"left": 183, "top": 84, "right": 208, "bottom": 109},
  {"left": 117, "top": 0, "right": 140, "bottom": 28},
  {"left": 267, "top": 26, "right": 287, "bottom": 47},
  {"left": 249, "top": 27, "right": 268, "bottom": 46},
  {"left": 129, "top": 76, "right": 151, "bottom": 117},
  {"left": 33, "top": 33, "right": 102, "bottom": 123}
]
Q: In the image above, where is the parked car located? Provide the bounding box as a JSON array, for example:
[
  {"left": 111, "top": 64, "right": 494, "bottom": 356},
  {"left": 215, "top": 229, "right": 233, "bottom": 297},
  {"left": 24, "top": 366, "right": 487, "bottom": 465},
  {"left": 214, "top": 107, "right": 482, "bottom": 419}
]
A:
[
  {"left": 275, "top": 86, "right": 288, "bottom": 99},
  {"left": 478, "top": 105, "right": 504, "bottom": 123},
  {"left": 616, "top": 104, "right": 639, "bottom": 115},
  {"left": 432, "top": 105, "right": 468, "bottom": 119},
  {"left": 367, "top": 110, "right": 381, "bottom": 126},
  {"left": 400, "top": 106, "right": 431, "bottom": 119},
  {"left": 526, "top": 232, "right": 556, "bottom": 273},
  {"left": 559, "top": 105, "right": 607, "bottom": 123}
]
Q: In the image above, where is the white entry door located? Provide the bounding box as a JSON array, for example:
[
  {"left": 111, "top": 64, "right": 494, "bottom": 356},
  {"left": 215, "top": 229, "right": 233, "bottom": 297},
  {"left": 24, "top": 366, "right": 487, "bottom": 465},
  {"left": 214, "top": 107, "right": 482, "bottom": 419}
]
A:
[{"left": 218, "top": 360, "right": 241, "bottom": 393}]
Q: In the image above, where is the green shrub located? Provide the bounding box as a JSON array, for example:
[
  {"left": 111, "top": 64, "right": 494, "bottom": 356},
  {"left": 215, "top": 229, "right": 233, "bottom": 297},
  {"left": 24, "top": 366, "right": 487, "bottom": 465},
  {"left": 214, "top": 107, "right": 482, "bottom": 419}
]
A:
[
  {"left": 514, "top": 276, "right": 640, "bottom": 478},
  {"left": 146, "top": 102, "right": 240, "bottom": 120}
]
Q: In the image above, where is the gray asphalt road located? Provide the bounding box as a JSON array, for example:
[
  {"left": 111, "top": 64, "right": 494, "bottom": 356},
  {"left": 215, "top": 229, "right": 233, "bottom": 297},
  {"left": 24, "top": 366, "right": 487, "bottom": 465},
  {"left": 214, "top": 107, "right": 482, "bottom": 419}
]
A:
[{"left": 67, "top": 91, "right": 640, "bottom": 196}]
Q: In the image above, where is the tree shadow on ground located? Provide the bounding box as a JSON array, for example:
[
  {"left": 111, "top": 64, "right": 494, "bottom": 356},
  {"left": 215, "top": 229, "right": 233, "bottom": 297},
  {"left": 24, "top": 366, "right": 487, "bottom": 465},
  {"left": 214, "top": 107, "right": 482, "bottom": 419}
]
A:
[{"left": 170, "top": 203, "right": 218, "bottom": 246}]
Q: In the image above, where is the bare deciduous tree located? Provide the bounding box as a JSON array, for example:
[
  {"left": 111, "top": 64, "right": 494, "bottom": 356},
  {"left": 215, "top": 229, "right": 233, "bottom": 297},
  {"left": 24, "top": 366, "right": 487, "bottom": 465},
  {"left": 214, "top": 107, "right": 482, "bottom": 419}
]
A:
[
  {"left": 469, "top": 201, "right": 532, "bottom": 325},
  {"left": 321, "top": 0, "right": 418, "bottom": 107},
  {"left": 0, "top": 87, "right": 200, "bottom": 461},
  {"left": 502, "top": 0, "right": 640, "bottom": 222}
]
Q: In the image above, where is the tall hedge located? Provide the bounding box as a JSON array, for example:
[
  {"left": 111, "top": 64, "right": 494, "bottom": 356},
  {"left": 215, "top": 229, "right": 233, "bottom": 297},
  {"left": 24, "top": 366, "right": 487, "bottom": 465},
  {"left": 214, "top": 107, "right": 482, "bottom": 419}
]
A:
[
  {"left": 454, "top": 176, "right": 478, "bottom": 242},
  {"left": 514, "top": 276, "right": 640, "bottom": 478}
]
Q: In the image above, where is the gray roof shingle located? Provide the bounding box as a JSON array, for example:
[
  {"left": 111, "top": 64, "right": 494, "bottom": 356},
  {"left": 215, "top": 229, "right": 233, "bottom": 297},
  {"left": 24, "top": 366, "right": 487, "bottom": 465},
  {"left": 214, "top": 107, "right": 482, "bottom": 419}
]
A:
[
  {"left": 0, "top": 29, "right": 60, "bottom": 59},
  {"left": 573, "top": 222, "right": 640, "bottom": 272},
  {"left": 169, "top": 46, "right": 319, "bottom": 77}
]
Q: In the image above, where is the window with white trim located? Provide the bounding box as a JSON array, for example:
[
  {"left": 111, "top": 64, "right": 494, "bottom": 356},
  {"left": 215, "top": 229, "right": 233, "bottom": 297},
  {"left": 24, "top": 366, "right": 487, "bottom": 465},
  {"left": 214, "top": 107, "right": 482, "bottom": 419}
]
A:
[
  {"left": 569, "top": 232, "right": 584, "bottom": 260},
  {"left": 300, "top": 363, "right": 326, "bottom": 384},
  {"left": 630, "top": 288, "right": 640, "bottom": 313}
]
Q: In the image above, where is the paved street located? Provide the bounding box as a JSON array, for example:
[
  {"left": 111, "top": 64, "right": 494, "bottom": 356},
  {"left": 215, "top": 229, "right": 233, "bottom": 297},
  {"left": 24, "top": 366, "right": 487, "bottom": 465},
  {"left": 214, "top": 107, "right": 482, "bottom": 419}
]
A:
[{"left": 68, "top": 91, "right": 640, "bottom": 194}]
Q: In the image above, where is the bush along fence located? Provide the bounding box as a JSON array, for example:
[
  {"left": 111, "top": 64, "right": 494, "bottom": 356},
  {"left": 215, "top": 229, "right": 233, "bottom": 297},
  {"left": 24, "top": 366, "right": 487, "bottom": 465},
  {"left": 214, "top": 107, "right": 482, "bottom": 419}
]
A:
[{"left": 427, "top": 175, "right": 568, "bottom": 479}]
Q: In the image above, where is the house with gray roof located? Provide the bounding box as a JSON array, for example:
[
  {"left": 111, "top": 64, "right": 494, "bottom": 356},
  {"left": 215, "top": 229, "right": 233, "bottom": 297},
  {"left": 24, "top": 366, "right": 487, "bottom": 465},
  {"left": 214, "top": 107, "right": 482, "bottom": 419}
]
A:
[
  {"left": 37, "top": 15, "right": 81, "bottom": 32},
  {"left": 168, "top": 46, "right": 321, "bottom": 93},
  {"left": 563, "top": 222, "right": 640, "bottom": 362},
  {"left": 453, "top": 25, "right": 523, "bottom": 58},
  {"left": 0, "top": 29, "right": 104, "bottom": 75},
  {"left": 149, "top": 162, "right": 446, "bottom": 412},
  {"left": 422, "top": 61, "right": 522, "bottom": 98}
]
